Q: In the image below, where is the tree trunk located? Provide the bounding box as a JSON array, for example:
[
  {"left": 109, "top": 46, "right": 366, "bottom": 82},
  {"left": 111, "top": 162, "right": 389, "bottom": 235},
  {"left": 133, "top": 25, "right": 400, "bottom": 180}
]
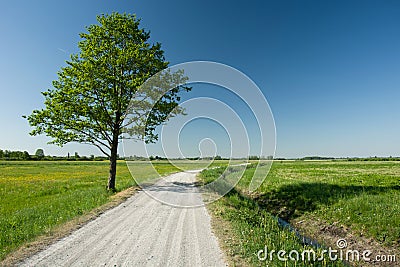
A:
[{"left": 107, "top": 131, "right": 119, "bottom": 191}]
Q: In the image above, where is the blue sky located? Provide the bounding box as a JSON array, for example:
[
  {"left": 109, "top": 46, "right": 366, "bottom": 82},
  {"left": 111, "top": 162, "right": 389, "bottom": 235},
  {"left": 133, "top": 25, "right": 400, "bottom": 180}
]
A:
[{"left": 1, "top": 0, "right": 399, "bottom": 158}]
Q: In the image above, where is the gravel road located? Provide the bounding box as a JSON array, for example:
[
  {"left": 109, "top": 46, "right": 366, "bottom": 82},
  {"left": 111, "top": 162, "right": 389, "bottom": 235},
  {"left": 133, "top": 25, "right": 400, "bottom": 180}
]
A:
[{"left": 20, "top": 171, "right": 227, "bottom": 267}]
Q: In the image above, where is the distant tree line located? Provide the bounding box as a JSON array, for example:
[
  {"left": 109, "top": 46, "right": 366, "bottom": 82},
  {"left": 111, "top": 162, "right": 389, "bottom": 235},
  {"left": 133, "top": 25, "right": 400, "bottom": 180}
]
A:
[
  {"left": 0, "top": 150, "right": 31, "bottom": 160},
  {"left": 0, "top": 149, "right": 111, "bottom": 161},
  {"left": 300, "top": 156, "right": 335, "bottom": 160},
  {"left": 345, "top": 156, "right": 400, "bottom": 161},
  {"left": 2, "top": 150, "right": 399, "bottom": 162},
  {"left": 296, "top": 156, "right": 400, "bottom": 161},
  {"left": 145, "top": 155, "right": 274, "bottom": 161}
]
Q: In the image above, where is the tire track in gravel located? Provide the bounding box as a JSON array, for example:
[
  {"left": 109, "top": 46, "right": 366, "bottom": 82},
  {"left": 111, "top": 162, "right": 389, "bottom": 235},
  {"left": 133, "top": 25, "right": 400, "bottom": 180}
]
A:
[{"left": 19, "top": 171, "right": 227, "bottom": 267}]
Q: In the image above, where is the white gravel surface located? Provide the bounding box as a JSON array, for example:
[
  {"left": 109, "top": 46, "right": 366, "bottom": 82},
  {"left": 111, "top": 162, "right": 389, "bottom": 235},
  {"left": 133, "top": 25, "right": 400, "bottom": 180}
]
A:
[{"left": 20, "top": 171, "right": 227, "bottom": 267}]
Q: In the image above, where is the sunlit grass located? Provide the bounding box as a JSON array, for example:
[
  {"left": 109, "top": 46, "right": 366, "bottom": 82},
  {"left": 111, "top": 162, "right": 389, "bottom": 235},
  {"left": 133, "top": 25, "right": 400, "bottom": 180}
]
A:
[
  {"left": 200, "top": 161, "right": 400, "bottom": 265},
  {"left": 254, "top": 161, "right": 400, "bottom": 246}
]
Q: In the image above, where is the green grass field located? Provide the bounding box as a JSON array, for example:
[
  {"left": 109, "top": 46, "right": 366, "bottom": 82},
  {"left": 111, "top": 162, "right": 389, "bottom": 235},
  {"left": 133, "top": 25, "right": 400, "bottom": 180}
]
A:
[{"left": 200, "top": 161, "right": 400, "bottom": 266}]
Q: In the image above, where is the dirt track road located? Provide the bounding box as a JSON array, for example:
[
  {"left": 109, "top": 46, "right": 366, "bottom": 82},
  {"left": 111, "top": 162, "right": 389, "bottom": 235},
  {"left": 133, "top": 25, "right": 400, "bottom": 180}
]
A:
[{"left": 20, "top": 171, "right": 226, "bottom": 266}]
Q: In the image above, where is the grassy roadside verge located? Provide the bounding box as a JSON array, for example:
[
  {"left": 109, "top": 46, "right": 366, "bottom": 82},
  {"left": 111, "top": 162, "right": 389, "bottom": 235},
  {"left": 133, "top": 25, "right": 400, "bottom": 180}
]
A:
[
  {"left": 0, "top": 160, "right": 181, "bottom": 263},
  {"left": 1, "top": 186, "right": 139, "bottom": 266},
  {"left": 200, "top": 161, "right": 400, "bottom": 266},
  {"left": 200, "top": 167, "right": 344, "bottom": 267}
]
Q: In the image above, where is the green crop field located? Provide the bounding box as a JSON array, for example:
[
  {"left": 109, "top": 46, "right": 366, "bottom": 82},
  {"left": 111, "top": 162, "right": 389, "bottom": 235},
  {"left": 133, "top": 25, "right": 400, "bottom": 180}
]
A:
[{"left": 200, "top": 161, "right": 400, "bottom": 266}]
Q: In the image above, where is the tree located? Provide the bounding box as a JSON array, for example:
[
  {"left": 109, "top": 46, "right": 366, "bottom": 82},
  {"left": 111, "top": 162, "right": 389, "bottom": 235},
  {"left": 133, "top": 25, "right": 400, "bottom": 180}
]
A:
[
  {"left": 23, "top": 151, "right": 30, "bottom": 160},
  {"left": 25, "top": 13, "right": 190, "bottom": 190},
  {"left": 35, "top": 149, "right": 45, "bottom": 159}
]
